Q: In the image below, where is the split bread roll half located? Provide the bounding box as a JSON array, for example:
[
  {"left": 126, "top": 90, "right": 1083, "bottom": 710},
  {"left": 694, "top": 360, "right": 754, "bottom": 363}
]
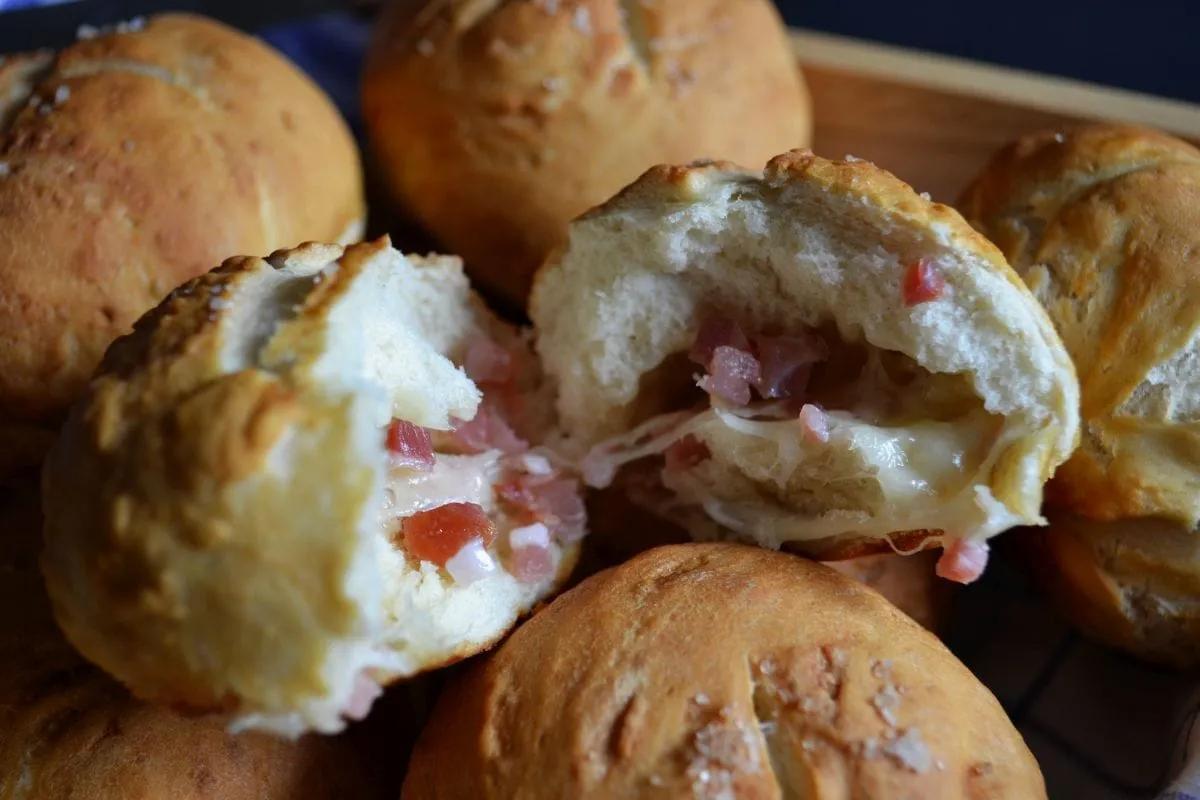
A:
[
  {"left": 532, "top": 151, "right": 1080, "bottom": 582},
  {"left": 960, "top": 124, "right": 1200, "bottom": 665},
  {"left": 0, "top": 489, "right": 381, "bottom": 800},
  {"left": 362, "top": 0, "right": 811, "bottom": 308},
  {"left": 41, "top": 238, "right": 587, "bottom": 736},
  {"left": 0, "top": 14, "right": 364, "bottom": 474},
  {"left": 403, "top": 543, "right": 1046, "bottom": 799}
]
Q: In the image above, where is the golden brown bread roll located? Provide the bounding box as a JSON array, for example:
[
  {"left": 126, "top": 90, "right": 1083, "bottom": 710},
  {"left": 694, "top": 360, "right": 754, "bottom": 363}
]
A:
[
  {"left": 0, "top": 488, "right": 382, "bottom": 800},
  {"left": 960, "top": 124, "right": 1200, "bottom": 665},
  {"left": 403, "top": 543, "right": 1045, "bottom": 799},
  {"left": 361, "top": 0, "right": 811, "bottom": 308},
  {"left": 0, "top": 14, "right": 364, "bottom": 473}
]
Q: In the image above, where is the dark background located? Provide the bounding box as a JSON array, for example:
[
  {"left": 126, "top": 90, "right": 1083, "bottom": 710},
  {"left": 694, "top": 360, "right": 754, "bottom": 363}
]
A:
[{"left": 1, "top": 0, "right": 1198, "bottom": 104}]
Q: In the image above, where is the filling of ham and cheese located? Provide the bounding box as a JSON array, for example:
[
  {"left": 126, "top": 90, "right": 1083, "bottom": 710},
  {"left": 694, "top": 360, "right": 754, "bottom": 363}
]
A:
[
  {"left": 582, "top": 299, "right": 1006, "bottom": 584},
  {"left": 382, "top": 334, "right": 584, "bottom": 588}
]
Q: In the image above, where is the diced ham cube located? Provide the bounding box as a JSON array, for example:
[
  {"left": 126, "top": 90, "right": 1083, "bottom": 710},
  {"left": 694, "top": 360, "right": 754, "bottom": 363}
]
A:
[
  {"left": 664, "top": 435, "right": 711, "bottom": 471},
  {"left": 497, "top": 475, "right": 587, "bottom": 544},
  {"left": 753, "top": 333, "right": 826, "bottom": 400},
  {"left": 698, "top": 345, "right": 761, "bottom": 406},
  {"left": 509, "top": 546, "right": 555, "bottom": 583},
  {"left": 463, "top": 334, "right": 514, "bottom": 385},
  {"left": 935, "top": 539, "right": 989, "bottom": 584},
  {"left": 446, "top": 402, "right": 528, "bottom": 455},
  {"left": 902, "top": 258, "right": 945, "bottom": 306},
  {"left": 690, "top": 316, "right": 750, "bottom": 368},
  {"left": 798, "top": 404, "right": 830, "bottom": 443},
  {"left": 385, "top": 419, "right": 434, "bottom": 471},
  {"left": 401, "top": 502, "right": 497, "bottom": 567}
]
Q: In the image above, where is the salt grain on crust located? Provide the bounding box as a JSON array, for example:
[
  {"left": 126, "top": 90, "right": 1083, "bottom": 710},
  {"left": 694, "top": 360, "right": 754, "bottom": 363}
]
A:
[
  {"left": 882, "top": 728, "right": 932, "bottom": 773},
  {"left": 687, "top": 710, "right": 760, "bottom": 800},
  {"left": 870, "top": 684, "right": 901, "bottom": 726},
  {"left": 416, "top": 39, "right": 435, "bottom": 57},
  {"left": 571, "top": 6, "right": 592, "bottom": 34},
  {"left": 0, "top": 163, "right": 9, "bottom": 178}
]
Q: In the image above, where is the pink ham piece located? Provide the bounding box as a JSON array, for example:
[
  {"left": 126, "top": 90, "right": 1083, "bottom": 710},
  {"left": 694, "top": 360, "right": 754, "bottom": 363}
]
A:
[
  {"left": 903, "top": 258, "right": 945, "bottom": 306},
  {"left": 463, "top": 334, "right": 514, "bottom": 385},
  {"left": 498, "top": 475, "right": 587, "bottom": 544},
  {"left": 342, "top": 672, "right": 382, "bottom": 721},
  {"left": 385, "top": 419, "right": 434, "bottom": 470},
  {"left": 753, "top": 333, "right": 826, "bottom": 400},
  {"left": 935, "top": 539, "right": 990, "bottom": 584},
  {"left": 509, "top": 546, "right": 555, "bottom": 583},
  {"left": 698, "top": 345, "right": 761, "bottom": 407},
  {"left": 664, "top": 435, "right": 710, "bottom": 472},
  {"left": 447, "top": 402, "right": 528, "bottom": 455},
  {"left": 798, "top": 404, "right": 830, "bottom": 443},
  {"left": 689, "top": 316, "right": 750, "bottom": 368}
]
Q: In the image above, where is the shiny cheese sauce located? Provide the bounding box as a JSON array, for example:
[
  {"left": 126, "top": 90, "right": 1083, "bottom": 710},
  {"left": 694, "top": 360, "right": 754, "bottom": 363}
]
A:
[{"left": 383, "top": 452, "right": 502, "bottom": 519}]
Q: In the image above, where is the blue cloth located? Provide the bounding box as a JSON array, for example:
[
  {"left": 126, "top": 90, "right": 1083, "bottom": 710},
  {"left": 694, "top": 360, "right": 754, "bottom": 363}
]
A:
[
  {"left": 259, "top": 12, "right": 372, "bottom": 139},
  {"left": 0, "top": 0, "right": 75, "bottom": 8}
]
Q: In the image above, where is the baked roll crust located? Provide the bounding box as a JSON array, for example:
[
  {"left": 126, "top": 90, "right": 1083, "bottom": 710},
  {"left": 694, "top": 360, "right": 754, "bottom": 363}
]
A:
[
  {"left": 403, "top": 543, "right": 1046, "bottom": 799},
  {"left": 961, "top": 124, "right": 1200, "bottom": 664}
]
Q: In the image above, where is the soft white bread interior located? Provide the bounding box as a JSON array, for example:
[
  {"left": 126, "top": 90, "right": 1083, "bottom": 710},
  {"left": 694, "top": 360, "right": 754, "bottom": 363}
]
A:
[
  {"left": 532, "top": 152, "right": 1079, "bottom": 562},
  {"left": 402, "top": 544, "right": 1046, "bottom": 799},
  {"left": 41, "top": 238, "right": 579, "bottom": 737}
]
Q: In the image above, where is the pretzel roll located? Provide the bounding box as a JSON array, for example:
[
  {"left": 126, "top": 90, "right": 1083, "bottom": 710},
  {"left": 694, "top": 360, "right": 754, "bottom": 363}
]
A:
[
  {"left": 0, "top": 14, "right": 364, "bottom": 472},
  {"left": 403, "top": 543, "right": 1045, "bottom": 799},
  {"left": 532, "top": 151, "right": 1079, "bottom": 583},
  {"left": 362, "top": 0, "right": 811, "bottom": 308},
  {"left": 961, "top": 124, "right": 1200, "bottom": 664},
  {"left": 41, "top": 238, "right": 586, "bottom": 736}
]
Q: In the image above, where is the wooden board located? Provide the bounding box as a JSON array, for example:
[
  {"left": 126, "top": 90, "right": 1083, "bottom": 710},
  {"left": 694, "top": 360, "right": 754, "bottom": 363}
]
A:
[{"left": 793, "top": 29, "right": 1200, "bottom": 203}]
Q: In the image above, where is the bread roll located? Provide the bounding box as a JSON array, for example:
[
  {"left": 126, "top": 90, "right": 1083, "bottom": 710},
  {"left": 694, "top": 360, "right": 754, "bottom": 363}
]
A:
[
  {"left": 403, "top": 543, "right": 1045, "bottom": 798},
  {"left": 0, "top": 14, "right": 365, "bottom": 473},
  {"left": 41, "top": 238, "right": 586, "bottom": 736},
  {"left": 362, "top": 0, "right": 811, "bottom": 308},
  {"left": 0, "top": 489, "right": 381, "bottom": 799},
  {"left": 531, "top": 151, "right": 1080, "bottom": 582},
  {"left": 960, "top": 124, "right": 1200, "bottom": 664}
]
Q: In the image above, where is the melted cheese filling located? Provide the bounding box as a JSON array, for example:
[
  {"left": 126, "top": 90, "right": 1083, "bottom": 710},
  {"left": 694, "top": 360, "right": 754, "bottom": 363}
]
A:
[
  {"left": 383, "top": 452, "right": 502, "bottom": 519},
  {"left": 583, "top": 353, "right": 1025, "bottom": 547}
]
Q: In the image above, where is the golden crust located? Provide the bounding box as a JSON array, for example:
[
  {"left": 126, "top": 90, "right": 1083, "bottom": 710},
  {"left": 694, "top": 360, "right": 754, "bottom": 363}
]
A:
[
  {"left": 403, "top": 544, "right": 1044, "bottom": 799},
  {"left": 1024, "top": 514, "right": 1200, "bottom": 667},
  {"left": 0, "top": 489, "right": 381, "bottom": 800},
  {"left": 961, "top": 124, "right": 1200, "bottom": 665},
  {"left": 0, "top": 14, "right": 364, "bottom": 455},
  {"left": 362, "top": 0, "right": 811, "bottom": 308},
  {"left": 961, "top": 124, "right": 1200, "bottom": 524}
]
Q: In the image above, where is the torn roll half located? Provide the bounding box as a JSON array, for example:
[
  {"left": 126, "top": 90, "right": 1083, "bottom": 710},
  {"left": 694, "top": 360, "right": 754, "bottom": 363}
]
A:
[
  {"left": 41, "top": 238, "right": 585, "bottom": 737},
  {"left": 531, "top": 152, "right": 1080, "bottom": 583}
]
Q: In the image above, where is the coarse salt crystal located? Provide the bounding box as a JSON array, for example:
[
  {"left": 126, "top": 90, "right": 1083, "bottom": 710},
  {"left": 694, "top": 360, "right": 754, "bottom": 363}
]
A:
[{"left": 571, "top": 7, "right": 592, "bottom": 34}]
